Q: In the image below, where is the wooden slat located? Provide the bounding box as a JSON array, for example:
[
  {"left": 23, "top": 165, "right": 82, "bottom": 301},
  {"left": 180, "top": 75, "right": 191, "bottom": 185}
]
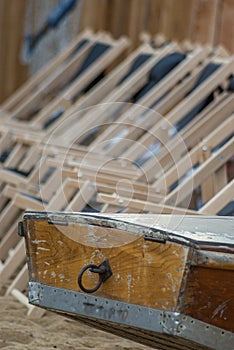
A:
[
  {"left": 199, "top": 179, "right": 234, "bottom": 214},
  {"left": 97, "top": 193, "right": 199, "bottom": 215},
  {"left": 164, "top": 137, "right": 234, "bottom": 206}
]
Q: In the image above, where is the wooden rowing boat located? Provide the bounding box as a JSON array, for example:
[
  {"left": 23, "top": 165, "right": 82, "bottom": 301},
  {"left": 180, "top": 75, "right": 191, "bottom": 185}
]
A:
[{"left": 20, "top": 211, "right": 234, "bottom": 350}]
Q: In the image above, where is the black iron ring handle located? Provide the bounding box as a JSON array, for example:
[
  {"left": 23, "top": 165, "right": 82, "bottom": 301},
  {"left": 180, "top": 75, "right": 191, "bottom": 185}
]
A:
[
  {"left": 78, "top": 259, "right": 112, "bottom": 294},
  {"left": 78, "top": 264, "right": 103, "bottom": 293}
]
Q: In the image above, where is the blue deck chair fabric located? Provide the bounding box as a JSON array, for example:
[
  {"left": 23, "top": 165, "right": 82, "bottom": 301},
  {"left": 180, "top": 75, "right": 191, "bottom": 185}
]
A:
[
  {"left": 118, "top": 54, "right": 153, "bottom": 85},
  {"left": 0, "top": 149, "right": 11, "bottom": 163},
  {"left": 69, "top": 42, "right": 110, "bottom": 100},
  {"left": 4, "top": 166, "right": 34, "bottom": 177},
  {"left": 43, "top": 42, "right": 110, "bottom": 128},
  {"left": 175, "top": 63, "right": 221, "bottom": 132},
  {"left": 228, "top": 76, "right": 234, "bottom": 91},
  {"left": 71, "top": 42, "right": 111, "bottom": 81},
  {"left": 43, "top": 107, "right": 65, "bottom": 129},
  {"left": 133, "top": 52, "right": 186, "bottom": 101},
  {"left": 21, "top": 192, "right": 48, "bottom": 204},
  {"left": 66, "top": 39, "right": 90, "bottom": 61},
  {"left": 218, "top": 200, "right": 234, "bottom": 216}
]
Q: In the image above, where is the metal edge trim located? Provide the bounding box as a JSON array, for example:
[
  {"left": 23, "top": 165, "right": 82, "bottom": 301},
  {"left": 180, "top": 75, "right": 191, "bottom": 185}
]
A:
[{"left": 29, "top": 281, "right": 234, "bottom": 350}]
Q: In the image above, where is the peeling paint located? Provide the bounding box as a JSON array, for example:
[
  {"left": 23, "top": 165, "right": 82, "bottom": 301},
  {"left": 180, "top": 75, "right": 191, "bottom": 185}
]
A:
[
  {"left": 145, "top": 253, "right": 152, "bottom": 264},
  {"left": 115, "top": 274, "right": 121, "bottom": 281},
  {"left": 127, "top": 275, "right": 132, "bottom": 301},
  {"left": 90, "top": 249, "right": 105, "bottom": 263},
  {"left": 32, "top": 239, "right": 47, "bottom": 244},
  {"left": 37, "top": 247, "right": 50, "bottom": 251}
]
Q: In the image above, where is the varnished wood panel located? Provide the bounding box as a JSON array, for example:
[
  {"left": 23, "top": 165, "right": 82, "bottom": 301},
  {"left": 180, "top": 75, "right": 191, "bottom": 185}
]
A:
[
  {"left": 24, "top": 219, "right": 189, "bottom": 311},
  {"left": 183, "top": 266, "right": 234, "bottom": 332}
]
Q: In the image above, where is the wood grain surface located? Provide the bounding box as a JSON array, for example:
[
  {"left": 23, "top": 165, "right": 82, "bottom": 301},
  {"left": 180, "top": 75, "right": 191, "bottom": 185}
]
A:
[
  {"left": 24, "top": 219, "right": 189, "bottom": 311},
  {"left": 183, "top": 266, "right": 234, "bottom": 332}
]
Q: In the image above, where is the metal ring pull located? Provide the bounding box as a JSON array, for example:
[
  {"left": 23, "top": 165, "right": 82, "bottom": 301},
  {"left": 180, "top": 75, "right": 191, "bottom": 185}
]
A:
[{"left": 78, "top": 259, "right": 112, "bottom": 294}]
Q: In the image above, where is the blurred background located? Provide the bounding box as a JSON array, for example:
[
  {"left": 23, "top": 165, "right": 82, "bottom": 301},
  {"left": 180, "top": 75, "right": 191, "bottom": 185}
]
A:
[{"left": 0, "top": 0, "right": 234, "bottom": 103}]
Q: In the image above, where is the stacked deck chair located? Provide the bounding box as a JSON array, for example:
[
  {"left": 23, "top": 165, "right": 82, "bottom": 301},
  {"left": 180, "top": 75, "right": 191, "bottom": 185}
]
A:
[
  {"left": 1, "top": 30, "right": 129, "bottom": 130},
  {"left": 0, "top": 34, "right": 233, "bottom": 318}
]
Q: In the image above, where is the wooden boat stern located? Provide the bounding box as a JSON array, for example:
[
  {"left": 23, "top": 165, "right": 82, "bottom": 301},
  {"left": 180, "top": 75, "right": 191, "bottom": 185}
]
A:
[{"left": 20, "top": 212, "right": 234, "bottom": 350}]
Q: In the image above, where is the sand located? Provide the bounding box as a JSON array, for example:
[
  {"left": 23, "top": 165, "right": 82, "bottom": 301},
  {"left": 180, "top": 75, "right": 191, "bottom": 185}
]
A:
[{"left": 0, "top": 296, "right": 152, "bottom": 350}]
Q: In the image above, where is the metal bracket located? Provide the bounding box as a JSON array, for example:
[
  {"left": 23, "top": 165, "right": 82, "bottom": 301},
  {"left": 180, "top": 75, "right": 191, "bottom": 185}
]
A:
[
  {"left": 18, "top": 221, "right": 25, "bottom": 237},
  {"left": 78, "top": 259, "right": 112, "bottom": 293}
]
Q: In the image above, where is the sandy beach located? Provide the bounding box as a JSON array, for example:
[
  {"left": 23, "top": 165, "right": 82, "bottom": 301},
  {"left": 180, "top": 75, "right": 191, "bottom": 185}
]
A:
[{"left": 0, "top": 296, "right": 151, "bottom": 350}]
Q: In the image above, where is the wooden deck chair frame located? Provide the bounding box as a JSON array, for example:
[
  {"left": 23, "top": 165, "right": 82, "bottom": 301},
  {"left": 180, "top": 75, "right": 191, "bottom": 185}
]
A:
[
  {"left": 1, "top": 29, "right": 94, "bottom": 116},
  {"left": 96, "top": 192, "right": 199, "bottom": 215},
  {"left": 199, "top": 179, "right": 234, "bottom": 214},
  {"left": 154, "top": 113, "right": 234, "bottom": 209},
  {"left": 2, "top": 32, "right": 129, "bottom": 134},
  {"left": 153, "top": 113, "right": 234, "bottom": 196},
  {"left": 6, "top": 32, "right": 99, "bottom": 121},
  {"left": 89, "top": 45, "right": 212, "bottom": 156},
  {"left": 29, "top": 34, "right": 129, "bottom": 131},
  {"left": 162, "top": 136, "right": 234, "bottom": 208},
  {"left": 32, "top": 41, "right": 162, "bottom": 132},
  {"left": 121, "top": 57, "right": 234, "bottom": 163},
  {"left": 51, "top": 42, "right": 179, "bottom": 145},
  {"left": 149, "top": 92, "right": 234, "bottom": 182}
]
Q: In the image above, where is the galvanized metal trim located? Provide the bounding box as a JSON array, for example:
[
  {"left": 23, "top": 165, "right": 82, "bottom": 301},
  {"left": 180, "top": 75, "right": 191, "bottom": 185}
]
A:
[{"left": 29, "top": 282, "right": 234, "bottom": 350}]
